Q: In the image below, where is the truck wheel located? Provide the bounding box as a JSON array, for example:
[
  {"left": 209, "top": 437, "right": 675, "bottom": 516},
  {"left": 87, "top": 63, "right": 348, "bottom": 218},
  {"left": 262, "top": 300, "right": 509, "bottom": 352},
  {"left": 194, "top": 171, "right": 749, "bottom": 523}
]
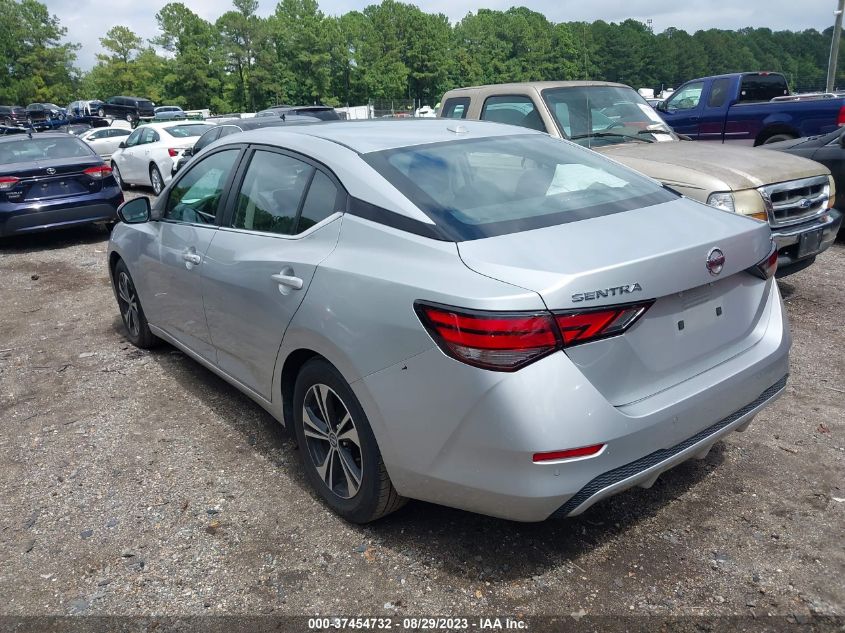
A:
[
  {"left": 97, "top": 108, "right": 105, "bottom": 118},
  {"left": 761, "top": 133, "right": 796, "bottom": 145}
]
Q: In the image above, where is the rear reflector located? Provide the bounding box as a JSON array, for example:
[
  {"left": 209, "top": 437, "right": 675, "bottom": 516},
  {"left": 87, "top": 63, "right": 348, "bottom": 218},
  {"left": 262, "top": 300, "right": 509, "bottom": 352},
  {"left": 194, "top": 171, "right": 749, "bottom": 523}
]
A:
[
  {"left": 533, "top": 444, "right": 605, "bottom": 462},
  {"left": 415, "top": 300, "right": 652, "bottom": 371},
  {"left": 0, "top": 176, "right": 20, "bottom": 191},
  {"left": 83, "top": 165, "right": 113, "bottom": 180},
  {"left": 748, "top": 244, "right": 778, "bottom": 280}
]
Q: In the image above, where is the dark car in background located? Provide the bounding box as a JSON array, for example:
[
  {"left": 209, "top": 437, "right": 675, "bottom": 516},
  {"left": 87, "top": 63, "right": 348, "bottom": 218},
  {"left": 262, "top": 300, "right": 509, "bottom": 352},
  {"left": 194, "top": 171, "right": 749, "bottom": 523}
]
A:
[
  {"left": 0, "top": 133, "right": 123, "bottom": 237},
  {"left": 171, "top": 114, "right": 322, "bottom": 175},
  {"left": 25, "top": 103, "right": 65, "bottom": 124},
  {"left": 255, "top": 105, "right": 339, "bottom": 120},
  {"left": 0, "top": 105, "right": 28, "bottom": 127},
  {"left": 97, "top": 96, "right": 156, "bottom": 123}
]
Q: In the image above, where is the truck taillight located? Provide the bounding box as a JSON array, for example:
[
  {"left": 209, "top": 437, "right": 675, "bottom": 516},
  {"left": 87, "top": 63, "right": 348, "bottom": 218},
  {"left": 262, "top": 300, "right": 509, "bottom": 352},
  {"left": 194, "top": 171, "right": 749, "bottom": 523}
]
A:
[
  {"left": 415, "top": 300, "right": 653, "bottom": 372},
  {"left": 838, "top": 105, "right": 845, "bottom": 127}
]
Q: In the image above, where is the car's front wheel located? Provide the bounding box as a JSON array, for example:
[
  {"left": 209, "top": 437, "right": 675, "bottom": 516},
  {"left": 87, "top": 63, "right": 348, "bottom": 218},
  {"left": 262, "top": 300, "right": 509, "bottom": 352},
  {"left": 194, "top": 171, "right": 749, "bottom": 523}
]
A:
[
  {"left": 149, "top": 164, "right": 164, "bottom": 196},
  {"left": 293, "top": 358, "right": 406, "bottom": 523},
  {"left": 113, "top": 259, "right": 158, "bottom": 349},
  {"left": 97, "top": 108, "right": 105, "bottom": 118}
]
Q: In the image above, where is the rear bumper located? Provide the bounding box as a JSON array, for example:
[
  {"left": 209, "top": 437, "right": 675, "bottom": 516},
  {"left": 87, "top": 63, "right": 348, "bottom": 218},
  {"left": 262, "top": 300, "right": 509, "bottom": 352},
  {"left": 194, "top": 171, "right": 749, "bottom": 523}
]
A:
[
  {"left": 354, "top": 280, "right": 790, "bottom": 522},
  {"left": 0, "top": 188, "right": 122, "bottom": 237},
  {"left": 772, "top": 209, "right": 842, "bottom": 276}
]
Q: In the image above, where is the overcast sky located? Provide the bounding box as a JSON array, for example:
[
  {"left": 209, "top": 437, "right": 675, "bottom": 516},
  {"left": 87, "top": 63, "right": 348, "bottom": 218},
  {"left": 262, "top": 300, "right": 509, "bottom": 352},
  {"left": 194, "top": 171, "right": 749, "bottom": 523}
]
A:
[{"left": 45, "top": 0, "right": 838, "bottom": 70}]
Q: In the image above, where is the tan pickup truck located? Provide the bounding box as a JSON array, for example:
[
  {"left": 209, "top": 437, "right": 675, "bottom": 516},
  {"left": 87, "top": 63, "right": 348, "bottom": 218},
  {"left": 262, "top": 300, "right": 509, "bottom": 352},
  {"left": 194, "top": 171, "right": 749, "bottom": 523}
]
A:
[{"left": 439, "top": 81, "right": 842, "bottom": 276}]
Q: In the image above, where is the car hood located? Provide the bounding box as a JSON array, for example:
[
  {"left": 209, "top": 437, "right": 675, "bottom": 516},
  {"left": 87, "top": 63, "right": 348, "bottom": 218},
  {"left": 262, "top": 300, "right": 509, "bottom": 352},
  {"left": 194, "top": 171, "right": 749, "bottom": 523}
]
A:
[{"left": 597, "top": 141, "right": 829, "bottom": 192}]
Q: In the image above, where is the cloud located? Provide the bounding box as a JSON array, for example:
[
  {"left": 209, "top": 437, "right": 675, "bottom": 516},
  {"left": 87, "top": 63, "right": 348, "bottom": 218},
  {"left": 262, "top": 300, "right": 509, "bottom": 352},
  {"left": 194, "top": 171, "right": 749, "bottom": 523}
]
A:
[{"left": 44, "top": 0, "right": 836, "bottom": 70}]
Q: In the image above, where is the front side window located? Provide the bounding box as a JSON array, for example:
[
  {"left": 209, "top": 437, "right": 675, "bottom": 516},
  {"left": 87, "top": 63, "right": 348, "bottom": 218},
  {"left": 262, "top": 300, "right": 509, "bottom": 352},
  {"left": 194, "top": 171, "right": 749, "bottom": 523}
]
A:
[
  {"left": 194, "top": 128, "right": 222, "bottom": 152},
  {"left": 666, "top": 82, "right": 704, "bottom": 111},
  {"left": 480, "top": 95, "right": 545, "bottom": 132},
  {"left": 164, "top": 149, "right": 240, "bottom": 224},
  {"left": 364, "top": 134, "right": 675, "bottom": 240},
  {"left": 232, "top": 150, "right": 313, "bottom": 235},
  {"left": 124, "top": 129, "right": 142, "bottom": 147}
]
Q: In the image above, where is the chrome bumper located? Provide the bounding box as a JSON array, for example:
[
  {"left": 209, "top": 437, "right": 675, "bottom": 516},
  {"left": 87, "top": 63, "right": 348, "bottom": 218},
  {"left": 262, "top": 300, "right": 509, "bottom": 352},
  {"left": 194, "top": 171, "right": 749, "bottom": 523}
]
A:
[{"left": 771, "top": 209, "right": 841, "bottom": 275}]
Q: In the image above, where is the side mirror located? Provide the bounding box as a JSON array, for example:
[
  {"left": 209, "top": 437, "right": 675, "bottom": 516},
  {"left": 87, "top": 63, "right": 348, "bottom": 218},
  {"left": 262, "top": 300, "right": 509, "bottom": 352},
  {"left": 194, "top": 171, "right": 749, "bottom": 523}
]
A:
[
  {"left": 656, "top": 101, "right": 667, "bottom": 112},
  {"left": 118, "top": 141, "right": 126, "bottom": 149},
  {"left": 117, "top": 197, "right": 151, "bottom": 224}
]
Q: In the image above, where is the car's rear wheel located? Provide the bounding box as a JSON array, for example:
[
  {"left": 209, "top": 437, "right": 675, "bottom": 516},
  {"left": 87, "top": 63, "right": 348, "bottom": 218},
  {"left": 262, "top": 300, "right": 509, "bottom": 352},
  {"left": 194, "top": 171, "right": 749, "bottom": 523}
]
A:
[
  {"left": 113, "top": 259, "right": 158, "bottom": 349},
  {"left": 97, "top": 108, "right": 105, "bottom": 118},
  {"left": 761, "top": 133, "right": 796, "bottom": 145},
  {"left": 111, "top": 163, "right": 128, "bottom": 190},
  {"left": 1, "top": 117, "right": 10, "bottom": 126},
  {"left": 149, "top": 165, "right": 164, "bottom": 196},
  {"left": 126, "top": 113, "right": 135, "bottom": 123},
  {"left": 293, "top": 358, "right": 406, "bottom": 523}
]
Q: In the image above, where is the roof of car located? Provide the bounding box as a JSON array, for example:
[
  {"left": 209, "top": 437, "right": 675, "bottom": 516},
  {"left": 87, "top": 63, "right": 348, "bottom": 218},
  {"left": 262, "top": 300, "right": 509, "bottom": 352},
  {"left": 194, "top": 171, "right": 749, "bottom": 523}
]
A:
[
  {"left": 235, "top": 118, "right": 542, "bottom": 154},
  {"left": 0, "top": 132, "right": 75, "bottom": 144},
  {"left": 444, "top": 81, "right": 632, "bottom": 94}
]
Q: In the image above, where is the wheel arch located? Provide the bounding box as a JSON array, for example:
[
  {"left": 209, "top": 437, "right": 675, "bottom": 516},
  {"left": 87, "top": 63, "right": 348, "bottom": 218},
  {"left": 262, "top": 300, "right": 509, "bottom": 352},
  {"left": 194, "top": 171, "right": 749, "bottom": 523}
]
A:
[{"left": 754, "top": 124, "right": 799, "bottom": 146}]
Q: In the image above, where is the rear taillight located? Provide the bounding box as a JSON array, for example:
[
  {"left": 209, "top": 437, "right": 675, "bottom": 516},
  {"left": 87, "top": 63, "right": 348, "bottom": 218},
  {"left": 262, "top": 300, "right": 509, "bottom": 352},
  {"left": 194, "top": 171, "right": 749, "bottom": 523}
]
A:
[
  {"left": 0, "top": 176, "right": 20, "bottom": 191},
  {"left": 554, "top": 303, "right": 652, "bottom": 346},
  {"left": 415, "top": 300, "right": 653, "bottom": 371},
  {"left": 838, "top": 105, "right": 845, "bottom": 127},
  {"left": 168, "top": 148, "right": 179, "bottom": 157},
  {"left": 748, "top": 244, "right": 778, "bottom": 280},
  {"left": 83, "top": 166, "right": 112, "bottom": 180}
]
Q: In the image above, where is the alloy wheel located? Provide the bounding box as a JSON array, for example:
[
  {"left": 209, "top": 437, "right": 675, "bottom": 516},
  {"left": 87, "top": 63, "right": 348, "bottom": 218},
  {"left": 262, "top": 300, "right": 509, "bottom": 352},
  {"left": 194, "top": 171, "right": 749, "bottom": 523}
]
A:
[
  {"left": 150, "top": 167, "right": 163, "bottom": 195},
  {"left": 116, "top": 271, "right": 140, "bottom": 337},
  {"left": 302, "top": 384, "right": 363, "bottom": 499}
]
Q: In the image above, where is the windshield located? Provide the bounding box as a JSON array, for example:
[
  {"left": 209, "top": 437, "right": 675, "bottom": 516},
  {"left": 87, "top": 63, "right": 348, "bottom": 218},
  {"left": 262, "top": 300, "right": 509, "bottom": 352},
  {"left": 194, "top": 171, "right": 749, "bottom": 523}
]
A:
[
  {"left": 364, "top": 134, "right": 676, "bottom": 240},
  {"left": 164, "top": 124, "right": 213, "bottom": 138},
  {"left": 542, "top": 86, "right": 676, "bottom": 148},
  {"left": 0, "top": 137, "right": 93, "bottom": 164}
]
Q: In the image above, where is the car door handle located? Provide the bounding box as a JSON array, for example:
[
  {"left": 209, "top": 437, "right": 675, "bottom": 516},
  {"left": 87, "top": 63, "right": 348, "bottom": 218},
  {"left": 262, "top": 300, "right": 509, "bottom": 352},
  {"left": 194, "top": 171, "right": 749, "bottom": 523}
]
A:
[
  {"left": 270, "top": 273, "right": 303, "bottom": 290},
  {"left": 182, "top": 252, "right": 201, "bottom": 265}
]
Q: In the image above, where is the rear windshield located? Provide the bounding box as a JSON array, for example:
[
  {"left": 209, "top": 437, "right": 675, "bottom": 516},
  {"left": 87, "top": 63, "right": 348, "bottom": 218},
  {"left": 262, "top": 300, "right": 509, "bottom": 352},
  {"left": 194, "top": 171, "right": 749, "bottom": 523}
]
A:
[
  {"left": 364, "top": 134, "right": 676, "bottom": 240},
  {"left": 137, "top": 100, "right": 154, "bottom": 109},
  {"left": 0, "top": 137, "right": 93, "bottom": 164},
  {"left": 165, "top": 124, "right": 213, "bottom": 138},
  {"left": 739, "top": 74, "right": 788, "bottom": 102}
]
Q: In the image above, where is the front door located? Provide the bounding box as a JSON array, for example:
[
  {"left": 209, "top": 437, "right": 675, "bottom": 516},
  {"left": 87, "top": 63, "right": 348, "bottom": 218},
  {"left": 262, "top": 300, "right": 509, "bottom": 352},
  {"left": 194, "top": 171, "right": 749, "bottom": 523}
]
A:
[
  {"left": 145, "top": 148, "right": 242, "bottom": 361},
  {"left": 660, "top": 80, "right": 705, "bottom": 138},
  {"left": 202, "top": 148, "right": 345, "bottom": 398}
]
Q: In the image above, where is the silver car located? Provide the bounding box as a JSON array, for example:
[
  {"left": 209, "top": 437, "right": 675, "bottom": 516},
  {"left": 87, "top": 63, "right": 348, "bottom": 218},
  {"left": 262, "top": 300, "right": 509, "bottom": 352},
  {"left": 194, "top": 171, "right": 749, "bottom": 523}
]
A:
[{"left": 108, "top": 120, "right": 790, "bottom": 523}]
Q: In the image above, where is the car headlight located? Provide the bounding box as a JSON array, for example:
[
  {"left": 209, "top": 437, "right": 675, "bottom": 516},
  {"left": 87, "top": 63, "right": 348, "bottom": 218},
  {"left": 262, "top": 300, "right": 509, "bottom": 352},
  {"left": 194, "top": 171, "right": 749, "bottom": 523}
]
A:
[{"left": 706, "top": 191, "right": 735, "bottom": 213}]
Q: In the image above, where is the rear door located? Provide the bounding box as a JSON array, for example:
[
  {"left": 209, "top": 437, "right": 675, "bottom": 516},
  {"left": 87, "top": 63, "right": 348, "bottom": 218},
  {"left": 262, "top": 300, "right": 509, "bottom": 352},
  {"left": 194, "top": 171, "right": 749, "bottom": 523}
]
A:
[
  {"left": 142, "top": 147, "right": 243, "bottom": 361},
  {"left": 201, "top": 147, "right": 344, "bottom": 398},
  {"left": 696, "top": 77, "right": 734, "bottom": 142}
]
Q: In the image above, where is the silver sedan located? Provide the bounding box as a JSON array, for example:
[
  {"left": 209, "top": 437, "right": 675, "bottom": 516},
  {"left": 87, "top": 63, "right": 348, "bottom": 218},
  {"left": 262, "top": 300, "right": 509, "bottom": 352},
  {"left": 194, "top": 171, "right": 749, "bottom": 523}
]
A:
[{"left": 108, "top": 120, "right": 790, "bottom": 523}]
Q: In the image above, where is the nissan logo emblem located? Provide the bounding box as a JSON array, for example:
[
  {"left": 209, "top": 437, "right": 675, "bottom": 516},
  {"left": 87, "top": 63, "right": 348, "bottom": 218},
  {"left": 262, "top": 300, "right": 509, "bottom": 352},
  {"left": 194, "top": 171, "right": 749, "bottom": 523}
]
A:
[
  {"left": 46, "top": 167, "right": 56, "bottom": 175},
  {"left": 706, "top": 248, "right": 725, "bottom": 276}
]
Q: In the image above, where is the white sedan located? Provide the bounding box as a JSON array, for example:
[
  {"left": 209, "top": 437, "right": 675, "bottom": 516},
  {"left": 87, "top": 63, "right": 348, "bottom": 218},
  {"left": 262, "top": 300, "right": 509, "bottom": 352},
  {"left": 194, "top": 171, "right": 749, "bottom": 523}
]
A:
[
  {"left": 110, "top": 121, "right": 213, "bottom": 195},
  {"left": 78, "top": 127, "right": 132, "bottom": 160}
]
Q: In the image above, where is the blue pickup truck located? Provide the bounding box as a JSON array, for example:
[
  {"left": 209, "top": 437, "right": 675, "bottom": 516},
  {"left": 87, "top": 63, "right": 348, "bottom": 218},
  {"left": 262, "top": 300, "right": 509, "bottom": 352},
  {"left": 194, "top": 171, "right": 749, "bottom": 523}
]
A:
[{"left": 656, "top": 72, "right": 845, "bottom": 146}]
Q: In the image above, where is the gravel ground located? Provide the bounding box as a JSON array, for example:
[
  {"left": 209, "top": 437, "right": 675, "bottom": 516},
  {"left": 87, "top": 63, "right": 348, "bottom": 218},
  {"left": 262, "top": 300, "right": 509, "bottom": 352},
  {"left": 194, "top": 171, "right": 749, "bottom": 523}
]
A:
[{"left": 0, "top": 195, "right": 843, "bottom": 621}]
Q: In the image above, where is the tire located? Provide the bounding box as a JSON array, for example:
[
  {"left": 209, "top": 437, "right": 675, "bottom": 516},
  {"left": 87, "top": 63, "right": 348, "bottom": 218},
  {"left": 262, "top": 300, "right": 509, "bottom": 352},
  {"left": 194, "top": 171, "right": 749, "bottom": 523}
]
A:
[
  {"left": 761, "top": 133, "right": 796, "bottom": 145},
  {"left": 97, "top": 108, "right": 105, "bottom": 118},
  {"left": 126, "top": 112, "right": 135, "bottom": 123},
  {"left": 293, "top": 358, "right": 406, "bottom": 523},
  {"left": 149, "top": 164, "right": 164, "bottom": 196},
  {"left": 111, "top": 162, "right": 129, "bottom": 191},
  {"left": 1, "top": 117, "right": 10, "bottom": 127},
  {"left": 113, "top": 259, "right": 158, "bottom": 349}
]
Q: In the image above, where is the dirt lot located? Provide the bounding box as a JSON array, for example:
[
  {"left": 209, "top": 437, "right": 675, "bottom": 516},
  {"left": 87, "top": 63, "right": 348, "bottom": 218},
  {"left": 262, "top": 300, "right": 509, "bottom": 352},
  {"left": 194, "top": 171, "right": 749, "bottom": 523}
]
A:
[{"left": 0, "top": 200, "right": 843, "bottom": 623}]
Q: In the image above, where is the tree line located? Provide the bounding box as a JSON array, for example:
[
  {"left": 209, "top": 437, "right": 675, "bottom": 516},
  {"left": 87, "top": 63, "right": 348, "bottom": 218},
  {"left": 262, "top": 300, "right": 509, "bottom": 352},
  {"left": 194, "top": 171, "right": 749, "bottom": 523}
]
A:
[{"left": 1, "top": 0, "right": 842, "bottom": 113}]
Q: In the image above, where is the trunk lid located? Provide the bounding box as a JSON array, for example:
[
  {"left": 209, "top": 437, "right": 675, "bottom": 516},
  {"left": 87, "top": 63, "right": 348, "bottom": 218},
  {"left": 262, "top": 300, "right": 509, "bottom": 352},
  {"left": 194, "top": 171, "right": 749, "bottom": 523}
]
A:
[
  {"left": 457, "top": 197, "right": 775, "bottom": 405},
  {"left": 0, "top": 156, "right": 107, "bottom": 202}
]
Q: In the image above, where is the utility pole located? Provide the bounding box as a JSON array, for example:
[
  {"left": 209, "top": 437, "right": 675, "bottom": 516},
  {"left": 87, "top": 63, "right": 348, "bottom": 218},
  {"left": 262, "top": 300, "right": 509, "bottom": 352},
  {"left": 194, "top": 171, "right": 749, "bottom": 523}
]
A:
[{"left": 827, "top": 0, "right": 845, "bottom": 92}]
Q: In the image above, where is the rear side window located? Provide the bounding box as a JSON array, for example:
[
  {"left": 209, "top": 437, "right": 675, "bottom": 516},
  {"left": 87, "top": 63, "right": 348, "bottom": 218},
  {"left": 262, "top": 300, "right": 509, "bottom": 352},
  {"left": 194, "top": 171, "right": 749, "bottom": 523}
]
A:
[
  {"left": 166, "top": 124, "right": 212, "bottom": 138},
  {"left": 707, "top": 78, "right": 734, "bottom": 108},
  {"left": 232, "top": 150, "right": 312, "bottom": 235},
  {"left": 299, "top": 171, "right": 340, "bottom": 231},
  {"left": 165, "top": 149, "right": 240, "bottom": 224},
  {"left": 194, "top": 127, "right": 222, "bottom": 152},
  {"left": 739, "top": 74, "right": 788, "bottom": 102},
  {"left": 480, "top": 95, "right": 545, "bottom": 132},
  {"left": 364, "top": 134, "right": 675, "bottom": 240},
  {"left": 441, "top": 97, "right": 470, "bottom": 119}
]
